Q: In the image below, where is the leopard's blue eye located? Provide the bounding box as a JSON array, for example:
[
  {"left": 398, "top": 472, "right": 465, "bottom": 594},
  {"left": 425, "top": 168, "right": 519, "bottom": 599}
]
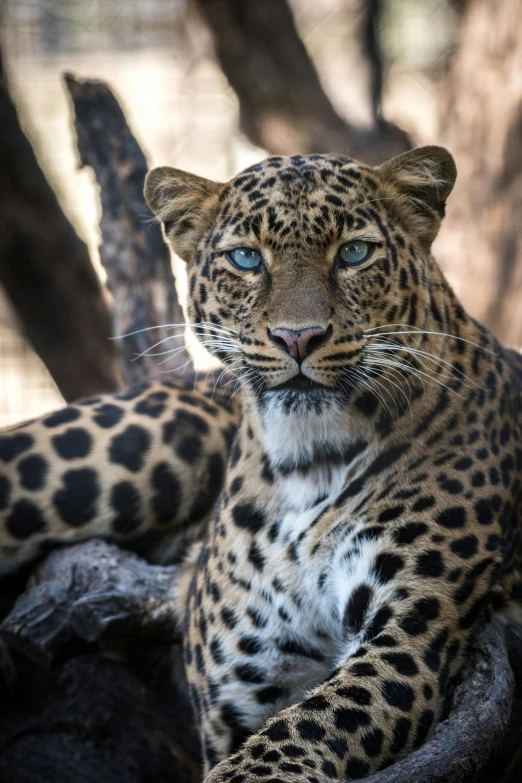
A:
[
  {"left": 227, "top": 247, "right": 263, "bottom": 271},
  {"left": 338, "top": 240, "right": 373, "bottom": 267}
]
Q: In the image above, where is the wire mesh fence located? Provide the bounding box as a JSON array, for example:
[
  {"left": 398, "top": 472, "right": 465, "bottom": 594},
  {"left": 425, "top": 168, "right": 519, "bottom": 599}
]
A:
[{"left": 0, "top": 289, "right": 63, "bottom": 429}]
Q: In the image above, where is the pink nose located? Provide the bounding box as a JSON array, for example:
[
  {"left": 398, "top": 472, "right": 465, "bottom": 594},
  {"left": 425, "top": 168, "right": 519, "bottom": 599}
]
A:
[{"left": 269, "top": 326, "right": 329, "bottom": 362}]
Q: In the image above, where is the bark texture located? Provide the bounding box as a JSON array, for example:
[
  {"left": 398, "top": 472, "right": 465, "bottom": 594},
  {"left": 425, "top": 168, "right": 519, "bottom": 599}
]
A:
[
  {"left": 64, "top": 73, "right": 192, "bottom": 383},
  {"left": 194, "top": 0, "right": 410, "bottom": 164},
  {"left": 0, "top": 50, "right": 120, "bottom": 402},
  {"left": 1, "top": 540, "right": 182, "bottom": 668}
]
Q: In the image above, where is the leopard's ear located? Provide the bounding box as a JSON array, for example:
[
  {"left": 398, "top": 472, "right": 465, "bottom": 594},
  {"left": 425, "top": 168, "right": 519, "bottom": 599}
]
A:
[
  {"left": 144, "top": 167, "right": 223, "bottom": 262},
  {"left": 376, "top": 146, "right": 457, "bottom": 243}
]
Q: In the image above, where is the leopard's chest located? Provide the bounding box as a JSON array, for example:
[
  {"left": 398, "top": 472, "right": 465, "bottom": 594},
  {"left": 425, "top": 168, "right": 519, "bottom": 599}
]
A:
[
  {"left": 206, "top": 542, "right": 340, "bottom": 728},
  {"left": 192, "top": 465, "right": 387, "bottom": 729}
]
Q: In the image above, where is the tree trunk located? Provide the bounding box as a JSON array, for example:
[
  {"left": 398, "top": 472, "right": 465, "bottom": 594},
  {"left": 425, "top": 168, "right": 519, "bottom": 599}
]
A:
[
  {"left": 64, "top": 74, "right": 192, "bottom": 383},
  {"left": 437, "top": 0, "right": 522, "bottom": 346},
  {"left": 0, "top": 48, "right": 120, "bottom": 403},
  {"left": 194, "top": 0, "right": 410, "bottom": 164}
]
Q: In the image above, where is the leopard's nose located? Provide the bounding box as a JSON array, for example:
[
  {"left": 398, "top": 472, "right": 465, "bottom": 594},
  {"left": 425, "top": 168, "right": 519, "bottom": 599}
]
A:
[{"left": 269, "top": 325, "right": 329, "bottom": 362}]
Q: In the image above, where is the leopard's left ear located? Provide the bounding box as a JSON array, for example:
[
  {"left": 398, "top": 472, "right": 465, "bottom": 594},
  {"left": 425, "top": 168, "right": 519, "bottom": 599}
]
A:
[
  {"left": 376, "top": 146, "right": 457, "bottom": 243},
  {"left": 144, "top": 167, "right": 223, "bottom": 262}
]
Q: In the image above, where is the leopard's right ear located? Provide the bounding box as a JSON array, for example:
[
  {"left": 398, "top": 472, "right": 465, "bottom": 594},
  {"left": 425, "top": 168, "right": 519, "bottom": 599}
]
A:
[
  {"left": 375, "top": 146, "right": 456, "bottom": 245},
  {"left": 144, "top": 167, "right": 223, "bottom": 262}
]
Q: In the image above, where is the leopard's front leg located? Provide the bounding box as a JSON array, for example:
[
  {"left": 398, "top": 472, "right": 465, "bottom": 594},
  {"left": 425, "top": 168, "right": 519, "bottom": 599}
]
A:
[
  {"left": 186, "top": 438, "right": 504, "bottom": 781},
  {"left": 201, "top": 585, "right": 473, "bottom": 783}
]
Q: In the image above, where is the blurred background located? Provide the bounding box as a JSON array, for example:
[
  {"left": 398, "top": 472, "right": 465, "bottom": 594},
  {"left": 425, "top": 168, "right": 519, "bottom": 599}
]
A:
[{"left": 0, "top": 0, "right": 520, "bottom": 427}]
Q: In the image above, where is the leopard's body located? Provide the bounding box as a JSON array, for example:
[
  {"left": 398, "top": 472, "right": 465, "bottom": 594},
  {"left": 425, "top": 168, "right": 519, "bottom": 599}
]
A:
[
  {"left": 2, "top": 146, "right": 522, "bottom": 782},
  {"left": 0, "top": 376, "right": 237, "bottom": 573}
]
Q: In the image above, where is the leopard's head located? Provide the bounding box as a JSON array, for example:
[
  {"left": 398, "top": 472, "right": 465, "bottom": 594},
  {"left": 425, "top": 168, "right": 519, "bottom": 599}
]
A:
[{"left": 145, "top": 147, "right": 456, "bottom": 422}]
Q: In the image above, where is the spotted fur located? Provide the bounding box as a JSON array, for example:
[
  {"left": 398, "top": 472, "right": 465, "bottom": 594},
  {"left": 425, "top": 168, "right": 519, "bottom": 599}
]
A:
[
  {"left": 2, "top": 146, "right": 522, "bottom": 782},
  {"left": 0, "top": 375, "right": 237, "bottom": 572}
]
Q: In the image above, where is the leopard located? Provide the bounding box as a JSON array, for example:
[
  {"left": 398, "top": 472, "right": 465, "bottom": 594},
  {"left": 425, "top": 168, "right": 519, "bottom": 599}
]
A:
[
  {"left": 0, "top": 374, "right": 238, "bottom": 573},
  {"left": 1, "top": 145, "right": 522, "bottom": 783}
]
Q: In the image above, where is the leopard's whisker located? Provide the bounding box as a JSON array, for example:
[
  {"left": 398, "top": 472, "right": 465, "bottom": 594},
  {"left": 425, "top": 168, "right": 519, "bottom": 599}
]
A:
[
  {"left": 216, "top": 359, "right": 246, "bottom": 391},
  {"left": 366, "top": 340, "right": 478, "bottom": 389},
  {"left": 113, "top": 322, "right": 239, "bottom": 340},
  {"left": 158, "top": 355, "right": 195, "bottom": 376},
  {"left": 349, "top": 365, "right": 397, "bottom": 421},
  {"left": 372, "top": 348, "right": 426, "bottom": 398},
  {"left": 365, "top": 356, "right": 466, "bottom": 400},
  {"left": 138, "top": 339, "right": 240, "bottom": 361},
  {"left": 137, "top": 340, "right": 237, "bottom": 365},
  {"left": 363, "top": 327, "right": 496, "bottom": 355},
  {"left": 364, "top": 356, "right": 414, "bottom": 416}
]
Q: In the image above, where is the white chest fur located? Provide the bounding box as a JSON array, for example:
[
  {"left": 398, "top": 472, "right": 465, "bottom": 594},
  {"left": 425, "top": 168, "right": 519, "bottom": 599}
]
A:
[
  {"left": 259, "top": 397, "right": 357, "bottom": 471},
  {"left": 218, "top": 404, "right": 378, "bottom": 729},
  {"left": 220, "top": 516, "right": 391, "bottom": 733},
  {"left": 219, "top": 464, "right": 377, "bottom": 729},
  {"left": 272, "top": 462, "right": 349, "bottom": 518}
]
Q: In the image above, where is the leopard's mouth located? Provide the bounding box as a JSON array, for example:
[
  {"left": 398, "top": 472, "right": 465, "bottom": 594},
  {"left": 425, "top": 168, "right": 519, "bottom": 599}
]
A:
[{"left": 270, "top": 374, "right": 329, "bottom": 392}]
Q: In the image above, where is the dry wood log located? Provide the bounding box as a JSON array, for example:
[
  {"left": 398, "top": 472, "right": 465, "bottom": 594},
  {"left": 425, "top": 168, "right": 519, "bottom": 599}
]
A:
[
  {"left": 364, "top": 619, "right": 515, "bottom": 783},
  {"left": 0, "top": 541, "right": 198, "bottom": 781},
  {"left": 194, "top": 0, "right": 410, "bottom": 163},
  {"left": 2, "top": 540, "right": 521, "bottom": 783},
  {"left": 480, "top": 624, "right": 522, "bottom": 783},
  {"left": 63, "top": 73, "right": 192, "bottom": 384},
  {"left": 0, "top": 540, "right": 181, "bottom": 668},
  {"left": 0, "top": 47, "right": 120, "bottom": 401}
]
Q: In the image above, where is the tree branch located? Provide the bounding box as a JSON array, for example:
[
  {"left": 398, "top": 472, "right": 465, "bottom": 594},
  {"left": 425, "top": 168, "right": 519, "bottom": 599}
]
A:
[
  {"left": 365, "top": 619, "right": 515, "bottom": 783},
  {"left": 1, "top": 540, "right": 181, "bottom": 668},
  {"left": 194, "top": 0, "right": 410, "bottom": 164},
  {"left": 64, "top": 74, "right": 192, "bottom": 383}
]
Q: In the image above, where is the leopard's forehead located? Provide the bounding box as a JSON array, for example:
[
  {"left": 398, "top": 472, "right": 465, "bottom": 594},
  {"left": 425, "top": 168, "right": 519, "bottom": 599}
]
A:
[
  {"left": 215, "top": 154, "right": 380, "bottom": 249},
  {"left": 220, "top": 154, "right": 376, "bottom": 208}
]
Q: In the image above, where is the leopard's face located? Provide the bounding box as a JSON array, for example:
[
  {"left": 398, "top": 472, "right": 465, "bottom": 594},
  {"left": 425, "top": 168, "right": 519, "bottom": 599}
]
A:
[{"left": 145, "top": 148, "right": 456, "bottom": 415}]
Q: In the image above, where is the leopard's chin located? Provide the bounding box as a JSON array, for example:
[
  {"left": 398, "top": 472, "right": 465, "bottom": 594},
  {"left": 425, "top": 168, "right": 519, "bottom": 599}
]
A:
[
  {"left": 261, "top": 374, "right": 352, "bottom": 414},
  {"left": 270, "top": 375, "right": 332, "bottom": 392}
]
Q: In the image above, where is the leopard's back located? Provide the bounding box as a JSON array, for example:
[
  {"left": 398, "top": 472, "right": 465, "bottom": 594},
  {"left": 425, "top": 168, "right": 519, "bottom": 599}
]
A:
[{"left": 0, "top": 374, "right": 239, "bottom": 572}]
